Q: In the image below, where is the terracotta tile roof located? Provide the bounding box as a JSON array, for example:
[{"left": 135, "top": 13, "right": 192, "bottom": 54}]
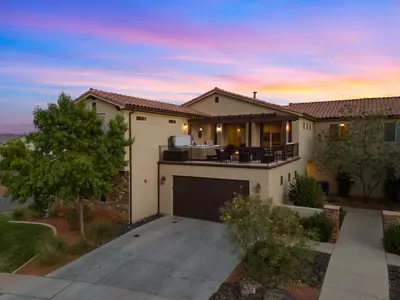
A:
[
  {"left": 285, "top": 96, "right": 400, "bottom": 119},
  {"left": 76, "top": 89, "right": 209, "bottom": 117},
  {"left": 183, "top": 87, "right": 302, "bottom": 116}
]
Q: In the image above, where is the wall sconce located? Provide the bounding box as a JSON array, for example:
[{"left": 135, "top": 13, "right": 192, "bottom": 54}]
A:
[
  {"left": 199, "top": 127, "right": 203, "bottom": 131},
  {"left": 183, "top": 123, "right": 188, "bottom": 131},
  {"left": 237, "top": 128, "right": 241, "bottom": 132},
  {"left": 285, "top": 122, "right": 290, "bottom": 132},
  {"left": 254, "top": 182, "right": 261, "bottom": 194},
  {"left": 339, "top": 123, "right": 345, "bottom": 127},
  {"left": 160, "top": 176, "right": 166, "bottom": 185},
  {"left": 216, "top": 125, "right": 222, "bottom": 133}
]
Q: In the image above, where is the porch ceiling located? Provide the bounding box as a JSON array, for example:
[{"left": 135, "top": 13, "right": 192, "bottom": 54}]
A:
[{"left": 189, "top": 113, "right": 299, "bottom": 124}]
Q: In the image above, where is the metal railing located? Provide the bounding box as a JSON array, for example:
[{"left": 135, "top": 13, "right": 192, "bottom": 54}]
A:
[{"left": 158, "top": 143, "right": 299, "bottom": 165}]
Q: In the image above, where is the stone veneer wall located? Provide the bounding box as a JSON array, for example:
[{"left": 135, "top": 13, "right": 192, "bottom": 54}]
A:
[
  {"left": 382, "top": 210, "right": 400, "bottom": 232},
  {"left": 323, "top": 204, "right": 341, "bottom": 243},
  {"left": 89, "top": 171, "right": 130, "bottom": 223}
]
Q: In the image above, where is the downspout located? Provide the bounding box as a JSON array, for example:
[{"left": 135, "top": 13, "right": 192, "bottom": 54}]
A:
[
  {"left": 157, "top": 161, "right": 160, "bottom": 215},
  {"left": 128, "top": 111, "right": 134, "bottom": 224}
]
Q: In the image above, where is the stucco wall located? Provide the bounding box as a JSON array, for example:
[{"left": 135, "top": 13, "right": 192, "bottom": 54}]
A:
[
  {"left": 268, "top": 159, "right": 306, "bottom": 204},
  {"left": 130, "top": 111, "right": 189, "bottom": 221},
  {"left": 159, "top": 159, "right": 304, "bottom": 216},
  {"left": 187, "top": 93, "right": 290, "bottom": 116}
]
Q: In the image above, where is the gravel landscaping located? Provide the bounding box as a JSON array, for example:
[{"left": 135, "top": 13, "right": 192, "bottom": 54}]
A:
[
  {"left": 114, "top": 214, "right": 163, "bottom": 236},
  {"left": 388, "top": 265, "right": 400, "bottom": 300},
  {"left": 210, "top": 251, "right": 331, "bottom": 300}
]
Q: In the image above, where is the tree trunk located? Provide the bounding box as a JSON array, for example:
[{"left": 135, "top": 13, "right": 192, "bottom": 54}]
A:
[{"left": 79, "top": 197, "right": 85, "bottom": 238}]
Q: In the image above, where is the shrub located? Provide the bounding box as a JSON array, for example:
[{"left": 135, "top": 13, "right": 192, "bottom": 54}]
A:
[
  {"left": 288, "top": 174, "right": 323, "bottom": 208},
  {"left": 65, "top": 205, "right": 93, "bottom": 230},
  {"left": 383, "top": 224, "right": 400, "bottom": 255},
  {"left": 12, "top": 207, "right": 38, "bottom": 221},
  {"left": 36, "top": 235, "right": 68, "bottom": 265},
  {"left": 86, "top": 222, "right": 116, "bottom": 247},
  {"left": 220, "top": 195, "right": 315, "bottom": 286},
  {"left": 69, "top": 238, "right": 93, "bottom": 255},
  {"left": 301, "top": 213, "right": 333, "bottom": 242},
  {"left": 336, "top": 168, "right": 354, "bottom": 197}
]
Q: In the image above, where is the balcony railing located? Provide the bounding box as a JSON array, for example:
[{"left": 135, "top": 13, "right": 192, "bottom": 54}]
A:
[{"left": 158, "top": 143, "right": 299, "bottom": 165}]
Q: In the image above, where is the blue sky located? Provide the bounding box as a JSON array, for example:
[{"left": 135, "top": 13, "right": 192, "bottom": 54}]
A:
[{"left": 1, "top": 0, "right": 400, "bottom": 133}]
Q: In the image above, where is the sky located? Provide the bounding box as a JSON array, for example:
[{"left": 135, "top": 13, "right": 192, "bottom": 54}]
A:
[{"left": 1, "top": 0, "right": 400, "bottom": 133}]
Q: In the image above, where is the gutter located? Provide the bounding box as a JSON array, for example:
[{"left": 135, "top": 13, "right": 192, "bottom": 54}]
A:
[
  {"left": 128, "top": 111, "right": 134, "bottom": 224},
  {"left": 157, "top": 162, "right": 160, "bottom": 215}
]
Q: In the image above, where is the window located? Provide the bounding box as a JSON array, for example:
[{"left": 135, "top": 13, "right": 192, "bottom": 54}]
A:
[
  {"left": 288, "top": 173, "right": 291, "bottom": 181},
  {"left": 287, "top": 121, "right": 293, "bottom": 143},
  {"left": 309, "top": 123, "right": 312, "bottom": 131},
  {"left": 303, "top": 122, "right": 305, "bottom": 130},
  {"left": 98, "top": 114, "right": 106, "bottom": 131},
  {"left": 198, "top": 126, "right": 203, "bottom": 139},
  {"left": 280, "top": 176, "right": 283, "bottom": 186},
  {"left": 215, "top": 96, "right": 219, "bottom": 103},
  {"left": 136, "top": 116, "right": 147, "bottom": 121},
  {"left": 294, "top": 170, "right": 297, "bottom": 177},
  {"left": 330, "top": 124, "right": 348, "bottom": 139},
  {"left": 168, "top": 120, "right": 176, "bottom": 124},
  {"left": 384, "top": 123, "right": 400, "bottom": 142},
  {"left": 92, "top": 102, "right": 97, "bottom": 112}
]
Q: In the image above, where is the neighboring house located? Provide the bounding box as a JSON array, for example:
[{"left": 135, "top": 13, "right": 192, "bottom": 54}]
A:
[
  {"left": 0, "top": 134, "right": 24, "bottom": 146},
  {"left": 75, "top": 88, "right": 400, "bottom": 223}
]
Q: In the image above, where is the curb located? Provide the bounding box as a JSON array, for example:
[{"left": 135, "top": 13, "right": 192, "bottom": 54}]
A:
[
  {"left": 9, "top": 220, "right": 57, "bottom": 235},
  {"left": 9, "top": 221, "right": 58, "bottom": 274}
]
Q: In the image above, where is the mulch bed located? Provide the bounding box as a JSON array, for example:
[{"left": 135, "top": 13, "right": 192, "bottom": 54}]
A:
[
  {"left": 114, "top": 214, "right": 163, "bottom": 237},
  {"left": 388, "top": 265, "right": 400, "bottom": 300},
  {"left": 210, "top": 251, "right": 331, "bottom": 300}
]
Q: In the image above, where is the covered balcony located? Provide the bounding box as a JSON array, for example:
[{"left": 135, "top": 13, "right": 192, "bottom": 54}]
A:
[{"left": 159, "top": 113, "right": 300, "bottom": 167}]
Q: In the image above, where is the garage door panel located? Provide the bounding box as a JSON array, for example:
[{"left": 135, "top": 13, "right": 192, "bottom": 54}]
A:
[{"left": 173, "top": 176, "right": 249, "bottom": 222}]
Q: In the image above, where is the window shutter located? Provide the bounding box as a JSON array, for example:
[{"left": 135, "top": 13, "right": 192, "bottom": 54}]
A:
[{"left": 385, "top": 123, "right": 395, "bottom": 142}]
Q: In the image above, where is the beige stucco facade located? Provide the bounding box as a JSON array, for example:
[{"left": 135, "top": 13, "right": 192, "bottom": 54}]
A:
[
  {"left": 187, "top": 93, "right": 290, "bottom": 116},
  {"left": 129, "top": 111, "right": 188, "bottom": 221},
  {"left": 159, "top": 159, "right": 306, "bottom": 216}
]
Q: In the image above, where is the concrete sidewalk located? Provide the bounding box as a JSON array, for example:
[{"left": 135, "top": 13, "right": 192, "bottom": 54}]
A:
[{"left": 320, "top": 207, "right": 389, "bottom": 300}]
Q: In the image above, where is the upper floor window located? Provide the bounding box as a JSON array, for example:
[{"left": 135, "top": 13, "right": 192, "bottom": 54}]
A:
[
  {"left": 136, "top": 116, "right": 147, "bottom": 121},
  {"left": 92, "top": 102, "right": 97, "bottom": 112},
  {"left": 215, "top": 96, "right": 219, "bottom": 103},
  {"left": 98, "top": 114, "right": 106, "bottom": 131},
  {"left": 385, "top": 123, "right": 400, "bottom": 142},
  {"left": 330, "top": 124, "right": 348, "bottom": 139},
  {"left": 303, "top": 122, "right": 305, "bottom": 130},
  {"left": 168, "top": 120, "right": 176, "bottom": 124}
]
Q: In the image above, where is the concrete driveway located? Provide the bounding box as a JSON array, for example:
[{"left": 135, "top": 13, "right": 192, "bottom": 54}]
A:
[{"left": 43, "top": 216, "right": 238, "bottom": 300}]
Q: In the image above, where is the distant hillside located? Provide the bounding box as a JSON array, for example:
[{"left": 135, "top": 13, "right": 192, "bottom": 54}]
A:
[{"left": 0, "top": 134, "right": 25, "bottom": 145}]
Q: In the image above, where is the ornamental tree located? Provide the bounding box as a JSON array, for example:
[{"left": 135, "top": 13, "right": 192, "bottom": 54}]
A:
[
  {"left": 0, "top": 93, "right": 132, "bottom": 236},
  {"left": 315, "top": 105, "right": 400, "bottom": 198}
]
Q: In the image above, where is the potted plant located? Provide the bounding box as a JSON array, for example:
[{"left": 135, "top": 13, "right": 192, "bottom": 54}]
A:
[
  {"left": 384, "top": 169, "right": 399, "bottom": 202},
  {"left": 336, "top": 168, "right": 354, "bottom": 197}
]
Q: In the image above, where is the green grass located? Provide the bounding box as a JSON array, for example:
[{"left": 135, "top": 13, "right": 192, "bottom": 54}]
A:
[{"left": 0, "top": 218, "right": 52, "bottom": 272}]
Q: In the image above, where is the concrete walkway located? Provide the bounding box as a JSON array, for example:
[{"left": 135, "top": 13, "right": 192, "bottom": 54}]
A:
[{"left": 320, "top": 207, "right": 389, "bottom": 300}]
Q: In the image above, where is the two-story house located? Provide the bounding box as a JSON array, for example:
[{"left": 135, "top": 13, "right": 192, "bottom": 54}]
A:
[{"left": 75, "top": 88, "right": 400, "bottom": 223}]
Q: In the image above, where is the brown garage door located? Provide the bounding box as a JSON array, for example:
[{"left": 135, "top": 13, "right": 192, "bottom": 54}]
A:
[{"left": 173, "top": 176, "right": 250, "bottom": 222}]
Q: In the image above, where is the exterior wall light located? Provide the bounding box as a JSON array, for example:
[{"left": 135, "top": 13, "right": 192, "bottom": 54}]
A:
[
  {"left": 339, "top": 123, "right": 345, "bottom": 127},
  {"left": 199, "top": 127, "right": 203, "bottom": 131},
  {"left": 216, "top": 125, "right": 222, "bottom": 133},
  {"left": 286, "top": 122, "right": 290, "bottom": 132},
  {"left": 160, "top": 176, "right": 166, "bottom": 185},
  {"left": 183, "top": 123, "right": 188, "bottom": 131},
  {"left": 254, "top": 182, "right": 261, "bottom": 194}
]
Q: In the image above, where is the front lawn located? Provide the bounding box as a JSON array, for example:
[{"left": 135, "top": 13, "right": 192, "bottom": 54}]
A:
[{"left": 0, "top": 218, "right": 52, "bottom": 272}]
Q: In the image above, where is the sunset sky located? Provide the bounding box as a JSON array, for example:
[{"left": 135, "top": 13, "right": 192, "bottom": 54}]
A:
[{"left": 1, "top": 0, "right": 400, "bottom": 133}]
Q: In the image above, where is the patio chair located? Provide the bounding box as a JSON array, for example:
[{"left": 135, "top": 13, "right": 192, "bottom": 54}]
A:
[
  {"left": 215, "top": 148, "right": 228, "bottom": 162},
  {"left": 238, "top": 148, "right": 251, "bottom": 163}
]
